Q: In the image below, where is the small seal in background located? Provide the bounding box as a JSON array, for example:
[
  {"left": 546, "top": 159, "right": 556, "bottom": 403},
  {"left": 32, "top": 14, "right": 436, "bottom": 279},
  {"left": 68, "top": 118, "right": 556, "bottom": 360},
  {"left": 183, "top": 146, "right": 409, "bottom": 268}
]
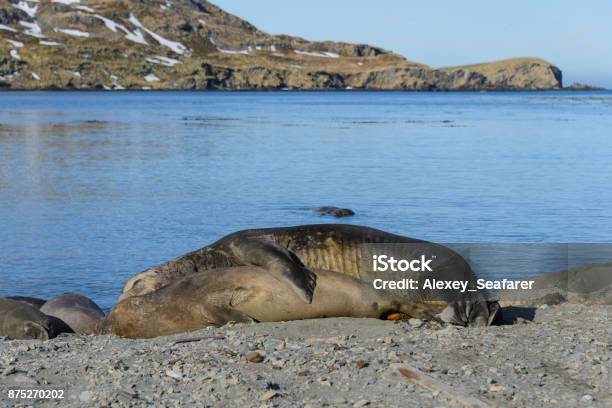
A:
[
  {"left": 0, "top": 298, "right": 73, "bottom": 340},
  {"left": 41, "top": 293, "right": 105, "bottom": 335},
  {"left": 312, "top": 206, "right": 355, "bottom": 217}
]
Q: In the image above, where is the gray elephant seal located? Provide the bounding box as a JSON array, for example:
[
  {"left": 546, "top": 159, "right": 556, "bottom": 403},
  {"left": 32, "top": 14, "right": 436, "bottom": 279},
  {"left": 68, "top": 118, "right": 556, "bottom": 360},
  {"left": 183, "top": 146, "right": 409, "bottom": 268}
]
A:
[
  {"left": 6, "top": 296, "right": 47, "bottom": 309},
  {"left": 104, "top": 267, "right": 447, "bottom": 339},
  {"left": 0, "top": 298, "right": 73, "bottom": 340},
  {"left": 121, "top": 224, "right": 500, "bottom": 327},
  {"left": 41, "top": 293, "right": 105, "bottom": 335}
]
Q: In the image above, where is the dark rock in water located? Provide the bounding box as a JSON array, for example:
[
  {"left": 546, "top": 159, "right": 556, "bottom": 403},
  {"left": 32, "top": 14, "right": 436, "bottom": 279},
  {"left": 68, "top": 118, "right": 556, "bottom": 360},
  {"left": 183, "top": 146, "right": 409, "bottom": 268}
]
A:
[
  {"left": 0, "top": 298, "right": 73, "bottom": 340},
  {"left": 6, "top": 296, "right": 47, "bottom": 310},
  {"left": 312, "top": 207, "right": 355, "bottom": 218},
  {"left": 41, "top": 293, "right": 105, "bottom": 335}
]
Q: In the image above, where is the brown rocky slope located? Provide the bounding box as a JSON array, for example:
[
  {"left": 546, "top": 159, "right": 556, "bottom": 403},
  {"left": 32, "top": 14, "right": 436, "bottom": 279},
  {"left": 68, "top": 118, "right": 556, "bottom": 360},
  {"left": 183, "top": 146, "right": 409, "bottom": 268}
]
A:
[{"left": 0, "top": 0, "right": 563, "bottom": 90}]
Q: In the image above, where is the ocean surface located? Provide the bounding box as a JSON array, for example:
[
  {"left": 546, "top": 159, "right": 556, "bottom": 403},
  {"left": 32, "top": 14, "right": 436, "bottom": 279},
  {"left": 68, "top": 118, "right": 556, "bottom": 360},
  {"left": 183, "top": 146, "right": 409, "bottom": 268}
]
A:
[{"left": 1, "top": 91, "right": 612, "bottom": 308}]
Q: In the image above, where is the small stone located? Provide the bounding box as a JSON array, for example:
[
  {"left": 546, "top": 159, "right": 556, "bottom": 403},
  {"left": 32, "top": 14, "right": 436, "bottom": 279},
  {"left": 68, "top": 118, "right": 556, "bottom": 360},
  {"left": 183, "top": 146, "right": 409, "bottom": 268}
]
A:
[
  {"left": 486, "top": 377, "right": 496, "bottom": 384},
  {"left": 353, "top": 399, "right": 370, "bottom": 407},
  {"left": 539, "top": 304, "right": 549, "bottom": 310},
  {"left": 383, "top": 337, "right": 394, "bottom": 344},
  {"left": 165, "top": 369, "right": 183, "bottom": 380},
  {"left": 318, "top": 378, "right": 332, "bottom": 387},
  {"left": 258, "top": 390, "right": 278, "bottom": 401},
  {"left": 488, "top": 385, "right": 508, "bottom": 393},
  {"left": 408, "top": 318, "right": 424, "bottom": 328},
  {"left": 246, "top": 351, "right": 264, "bottom": 363},
  {"left": 355, "top": 360, "right": 368, "bottom": 369},
  {"left": 79, "top": 391, "right": 93, "bottom": 402},
  {"left": 2, "top": 367, "right": 17, "bottom": 376},
  {"left": 581, "top": 395, "right": 594, "bottom": 403},
  {"left": 112, "top": 359, "right": 128, "bottom": 371},
  {"left": 461, "top": 365, "right": 473, "bottom": 376},
  {"left": 117, "top": 390, "right": 138, "bottom": 401}
]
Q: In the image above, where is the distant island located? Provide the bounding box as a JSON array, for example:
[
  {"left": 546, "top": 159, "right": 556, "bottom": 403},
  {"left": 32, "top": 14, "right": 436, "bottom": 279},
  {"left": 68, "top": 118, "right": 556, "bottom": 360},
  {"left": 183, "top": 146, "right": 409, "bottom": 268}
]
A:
[
  {"left": 1, "top": 0, "right": 566, "bottom": 91},
  {"left": 563, "top": 83, "right": 606, "bottom": 91}
]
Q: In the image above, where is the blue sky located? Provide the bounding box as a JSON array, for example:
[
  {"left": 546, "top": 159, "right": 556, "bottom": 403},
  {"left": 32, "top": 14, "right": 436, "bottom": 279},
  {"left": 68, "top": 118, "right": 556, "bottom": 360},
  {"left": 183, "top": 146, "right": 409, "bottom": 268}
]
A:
[{"left": 213, "top": 0, "right": 612, "bottom": 88}]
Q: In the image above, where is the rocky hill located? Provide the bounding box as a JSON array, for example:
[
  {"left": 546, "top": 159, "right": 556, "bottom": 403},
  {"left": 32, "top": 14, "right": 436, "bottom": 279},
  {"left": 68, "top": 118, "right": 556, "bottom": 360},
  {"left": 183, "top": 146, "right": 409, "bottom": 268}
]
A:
[{"left": 0, "top": 0, "right": 563, "bottom": 90}]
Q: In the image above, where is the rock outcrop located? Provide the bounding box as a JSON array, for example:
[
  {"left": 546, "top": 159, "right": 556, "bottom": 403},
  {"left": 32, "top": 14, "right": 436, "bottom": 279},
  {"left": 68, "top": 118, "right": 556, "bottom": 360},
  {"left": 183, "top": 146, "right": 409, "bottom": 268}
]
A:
[{"left": 0, "top": 0, "right": 563, "bottom": 90}]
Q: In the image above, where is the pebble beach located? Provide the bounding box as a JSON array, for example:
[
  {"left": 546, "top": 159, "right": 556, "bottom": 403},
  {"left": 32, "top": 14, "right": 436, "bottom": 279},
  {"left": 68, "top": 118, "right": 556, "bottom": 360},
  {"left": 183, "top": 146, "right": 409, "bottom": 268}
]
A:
[{"left": 0, "top": 303, "right": 610, "bottom": 407}]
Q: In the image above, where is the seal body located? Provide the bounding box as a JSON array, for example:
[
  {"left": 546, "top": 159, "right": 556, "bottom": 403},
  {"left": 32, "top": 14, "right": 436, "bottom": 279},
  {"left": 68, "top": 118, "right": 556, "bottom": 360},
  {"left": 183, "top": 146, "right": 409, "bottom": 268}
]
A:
[
  {"left": 6, "top": 296, "right": 47, "bottom": 309},
  {"left": 0, "top": 298, "right": 73, "bottom": 340},
  {"left": 104, "top": 267, "right": 446, "bottom": 339},
  {"left": 41, "top": 293, "right": 105, "bottom": 335},
  {"left": 120, "top": 224, "right": 500, "bottom": 326}
]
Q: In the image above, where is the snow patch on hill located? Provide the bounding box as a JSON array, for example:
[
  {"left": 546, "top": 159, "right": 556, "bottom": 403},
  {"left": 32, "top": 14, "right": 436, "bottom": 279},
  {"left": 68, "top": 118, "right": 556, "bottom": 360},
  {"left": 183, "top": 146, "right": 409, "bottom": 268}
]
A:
[
  {"left": 294, "top": 50, "right": 339, "bottom": 58},
  {"left": 54, "top": 28, "right": 90, "bottom": 38},
  {"left": 129, "top": 14, "right": 188, "bottom": 55},
  {"left": 94, "top": 14, "right": 147, "bottom": 45},
  {"left": 13, "top": 1, "right": 38, "bottom": 18},
  {"left": 146, "top": 55, "right": 181, "bottom": 66},
  {"left": 20, "top": 21, "right": 44, "bottom": 38}
]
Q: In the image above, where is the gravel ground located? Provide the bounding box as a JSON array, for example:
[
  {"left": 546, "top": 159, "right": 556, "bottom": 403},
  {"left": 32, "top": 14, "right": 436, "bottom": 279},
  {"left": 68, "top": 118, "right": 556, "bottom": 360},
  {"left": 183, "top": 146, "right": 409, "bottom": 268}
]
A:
[{"left": 0, "top": 303, "right": 610, "bottom": 408}]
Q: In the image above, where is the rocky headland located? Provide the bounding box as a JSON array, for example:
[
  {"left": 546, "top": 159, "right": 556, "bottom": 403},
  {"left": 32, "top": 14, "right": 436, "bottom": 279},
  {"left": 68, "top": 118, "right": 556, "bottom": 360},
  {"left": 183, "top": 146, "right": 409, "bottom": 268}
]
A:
[{"left": 0, "top": 0, "right": 564, "bottom": 90}]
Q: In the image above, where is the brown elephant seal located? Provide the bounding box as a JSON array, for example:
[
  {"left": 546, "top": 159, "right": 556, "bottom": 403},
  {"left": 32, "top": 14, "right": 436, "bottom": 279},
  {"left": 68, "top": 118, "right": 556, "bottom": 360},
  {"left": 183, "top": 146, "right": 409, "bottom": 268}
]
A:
[
  {"left": 120, "top": 224, "right": 500, "bottom": 327},
  {"left": 40, "top": 293, "right": 105, "bottom": 335},
  {"left": 104, "top": 267, "right": 448, "bottom": 339},
  {"left": 0, "top": 298, "right": 73, "bottom": 340}
]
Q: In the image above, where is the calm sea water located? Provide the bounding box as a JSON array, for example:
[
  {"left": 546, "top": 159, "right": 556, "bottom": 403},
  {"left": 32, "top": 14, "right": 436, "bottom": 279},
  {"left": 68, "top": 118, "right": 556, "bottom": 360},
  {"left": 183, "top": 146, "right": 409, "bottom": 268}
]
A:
[{"left": 1, "top": 91, "right": 612, "bottom": 308}]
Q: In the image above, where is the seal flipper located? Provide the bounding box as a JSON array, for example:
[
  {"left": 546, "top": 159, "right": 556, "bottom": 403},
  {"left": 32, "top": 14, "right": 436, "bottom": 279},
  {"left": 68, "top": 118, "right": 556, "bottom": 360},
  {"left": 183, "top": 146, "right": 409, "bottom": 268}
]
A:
[
  {"left": 205, "top": 305, "right": 256, "bottom": 327},
  {"left": 228, "top": 237, "right": 316, "bottom": 304},
  {"left": 22, "top": 321, "right": 50, "bottom": 340}
]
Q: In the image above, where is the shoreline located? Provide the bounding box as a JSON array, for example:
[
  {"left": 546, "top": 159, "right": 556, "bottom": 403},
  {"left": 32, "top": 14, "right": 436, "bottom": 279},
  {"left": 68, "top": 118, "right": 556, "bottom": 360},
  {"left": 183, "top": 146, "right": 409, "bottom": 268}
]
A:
[
  {"left": 1, "top": 303, "right": 610, "bottom": 407},
  {"left": 0, "top": 88, "right": 608, "bottom": 93}
]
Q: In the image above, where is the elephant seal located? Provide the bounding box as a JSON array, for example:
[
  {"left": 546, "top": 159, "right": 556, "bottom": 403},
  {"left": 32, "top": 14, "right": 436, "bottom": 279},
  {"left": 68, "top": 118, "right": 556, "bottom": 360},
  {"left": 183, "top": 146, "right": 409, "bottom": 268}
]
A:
[
  {"left": 0, "top": 298, "right": 73, "bottom": 340},
  {"left": 6, "top": 296, "right": 47, "bottom": 309},
  {"left": 498, "top": 262, "right": 612, "bottom": 307},
  {"left": 120, "top": 224, "right": 500, "bottom": 327},
  {"left": 104, "top": 267, "right": 448, "bottom": 339},
  {"left": 41, "top": 293, "right": 105, "bottom": 335}
]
